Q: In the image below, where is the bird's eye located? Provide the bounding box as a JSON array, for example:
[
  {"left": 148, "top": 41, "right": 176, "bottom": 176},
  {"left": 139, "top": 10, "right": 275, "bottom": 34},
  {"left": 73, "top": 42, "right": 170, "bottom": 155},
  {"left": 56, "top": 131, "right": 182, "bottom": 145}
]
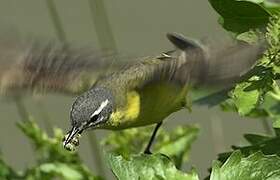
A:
[{"left": 89, "top": 114, "right": 99, "bottom": 123}]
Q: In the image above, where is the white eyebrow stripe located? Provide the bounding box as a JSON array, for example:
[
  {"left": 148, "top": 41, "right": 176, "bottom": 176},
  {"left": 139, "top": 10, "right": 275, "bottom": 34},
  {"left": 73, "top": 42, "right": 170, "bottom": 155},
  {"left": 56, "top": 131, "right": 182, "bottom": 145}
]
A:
[{"left": 90, "top": 99, "right": 109, "bottom": 118}]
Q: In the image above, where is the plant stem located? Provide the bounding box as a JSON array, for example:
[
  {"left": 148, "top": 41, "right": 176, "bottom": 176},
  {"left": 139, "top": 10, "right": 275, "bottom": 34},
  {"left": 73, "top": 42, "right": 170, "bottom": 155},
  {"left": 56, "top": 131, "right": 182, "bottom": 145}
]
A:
[
  {"left": 87, "top": 132, "right": 107, "bottom": 177},
  {"left": 88, "top": 0, "right": 117, "bottom": 52},
  {"left": 211, "top": 116, "right": 225, "bottom": 154},
  {"left": 45, "top": 0, "right": 67, "bottom": 43}
]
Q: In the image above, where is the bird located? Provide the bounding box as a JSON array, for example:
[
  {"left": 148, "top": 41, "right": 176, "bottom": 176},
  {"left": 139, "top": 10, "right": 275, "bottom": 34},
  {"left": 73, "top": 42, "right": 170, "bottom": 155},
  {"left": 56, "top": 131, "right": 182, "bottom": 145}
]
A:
[
  {"left": 62, "top": 33, "right": 266, "bottom": 153},
  {"left": 0, "top": 33, "right": 265, "bottom": 153}
]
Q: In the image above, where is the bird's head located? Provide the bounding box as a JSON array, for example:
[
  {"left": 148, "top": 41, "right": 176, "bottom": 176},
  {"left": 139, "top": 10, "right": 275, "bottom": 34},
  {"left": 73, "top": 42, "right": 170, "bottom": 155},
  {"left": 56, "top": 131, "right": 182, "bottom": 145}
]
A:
[{"left": 63, "top": 87, "right": 114, "bottom": 149}]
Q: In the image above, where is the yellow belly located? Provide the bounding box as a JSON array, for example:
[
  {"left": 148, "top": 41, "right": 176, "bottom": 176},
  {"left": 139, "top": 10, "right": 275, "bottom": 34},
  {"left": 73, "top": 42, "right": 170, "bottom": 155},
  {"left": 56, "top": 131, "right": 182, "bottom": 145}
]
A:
[{"left": 106, "top": 81, "right": 188, "bottom": 130}]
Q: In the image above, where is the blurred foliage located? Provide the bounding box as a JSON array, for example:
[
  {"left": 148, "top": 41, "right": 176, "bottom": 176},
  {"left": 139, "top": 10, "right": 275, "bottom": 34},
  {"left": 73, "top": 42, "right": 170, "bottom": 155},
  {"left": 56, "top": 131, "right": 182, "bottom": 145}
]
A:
[
  {"left": 102, "top": 125, "right": 199, "bottom": 168},
  {"left": 0, "top": 121, "right": 199, "bottom": 180},
  {"left": 0, "top": 120, "right": 101, "bottom": 180}
]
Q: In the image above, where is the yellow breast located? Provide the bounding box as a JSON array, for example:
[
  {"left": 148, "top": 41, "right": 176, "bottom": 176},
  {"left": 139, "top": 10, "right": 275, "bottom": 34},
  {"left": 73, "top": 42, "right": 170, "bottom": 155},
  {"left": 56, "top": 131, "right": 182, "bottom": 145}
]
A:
[
  {"left": 109, "top": 91, "right": 141, "bottom": 128},
  {"left": 107, "top": 81, "right": 188, "bottom": 130}
]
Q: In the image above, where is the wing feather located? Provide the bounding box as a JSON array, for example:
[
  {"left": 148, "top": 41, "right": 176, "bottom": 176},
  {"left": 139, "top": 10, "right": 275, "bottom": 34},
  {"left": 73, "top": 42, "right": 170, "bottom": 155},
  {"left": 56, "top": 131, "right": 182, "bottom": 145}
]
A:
[
  {"left": 0, "top": 33, "right": 266, "bottom": 98},
  {"left": 0, "top": 39, "right": 125, "bottom": 96},
  {"left": 99, "top": 33, "right": 266, "bottom": 94}
]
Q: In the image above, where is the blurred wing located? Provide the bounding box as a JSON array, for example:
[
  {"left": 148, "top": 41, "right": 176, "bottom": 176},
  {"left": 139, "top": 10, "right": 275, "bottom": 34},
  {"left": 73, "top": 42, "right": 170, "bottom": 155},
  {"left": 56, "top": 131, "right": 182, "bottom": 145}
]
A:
[
  {"left": 113, "top": 33, "right": 266, "bottom": 94},
  {"left": 0, "top": 39, "right": 126, "bottom": 96},
  {"left": 201, "top": 39, "right": 266, "bottom": 85},
  {"left": 166, "top": 32, "right": 267, "bottom": 107},
  {"left": 167, "top": 32, "right": 266, "bottom": 87}
]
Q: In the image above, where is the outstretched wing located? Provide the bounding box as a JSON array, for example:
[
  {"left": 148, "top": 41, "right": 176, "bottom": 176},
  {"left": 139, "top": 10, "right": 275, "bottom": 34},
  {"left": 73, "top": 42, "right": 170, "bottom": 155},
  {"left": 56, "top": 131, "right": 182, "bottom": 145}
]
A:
[{"left": 0, "top": 38, "right": 127, "bottom": 96}]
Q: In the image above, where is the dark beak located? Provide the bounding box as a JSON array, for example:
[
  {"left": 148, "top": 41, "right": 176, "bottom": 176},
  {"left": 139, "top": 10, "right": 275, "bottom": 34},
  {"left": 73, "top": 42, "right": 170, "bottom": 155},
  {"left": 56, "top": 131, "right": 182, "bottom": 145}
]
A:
[{"left": 63, "top": 126, "right": 80, "bottom": 148}]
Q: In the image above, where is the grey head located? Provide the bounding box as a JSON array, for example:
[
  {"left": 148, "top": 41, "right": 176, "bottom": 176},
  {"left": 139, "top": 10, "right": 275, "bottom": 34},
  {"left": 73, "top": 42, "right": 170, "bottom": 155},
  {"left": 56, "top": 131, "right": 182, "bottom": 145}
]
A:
[{"left": 63, "top": 87, "right": 114, "bottom": 148}]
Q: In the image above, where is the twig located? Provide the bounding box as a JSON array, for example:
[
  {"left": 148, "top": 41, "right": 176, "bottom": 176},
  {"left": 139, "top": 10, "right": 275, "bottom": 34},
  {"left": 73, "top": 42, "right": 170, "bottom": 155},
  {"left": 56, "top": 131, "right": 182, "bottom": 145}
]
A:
[{"left": 87, "top": 132, "right": 107, "bottom": 177}]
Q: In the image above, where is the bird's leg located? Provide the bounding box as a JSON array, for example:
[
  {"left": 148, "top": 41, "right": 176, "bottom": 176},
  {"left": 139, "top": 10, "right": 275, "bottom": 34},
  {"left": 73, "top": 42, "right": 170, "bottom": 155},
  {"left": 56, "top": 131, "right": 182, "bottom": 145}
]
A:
[{"left": 144, "top": 122, "right": 163, "bottom": 154}]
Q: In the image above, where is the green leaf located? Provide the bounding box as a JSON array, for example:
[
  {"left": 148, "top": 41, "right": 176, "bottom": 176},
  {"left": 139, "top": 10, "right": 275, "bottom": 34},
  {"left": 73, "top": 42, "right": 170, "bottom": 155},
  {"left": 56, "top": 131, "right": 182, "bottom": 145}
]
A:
[
  {"left": 243, "top": 133, "right": 271, "bottom": 144},
  {"left": 257, "top": 83, "right": 280, "bottom": 128},
  {"left": 262, "top": 1, "right": 280, "bottom": 14},
  {"left": 274, "top": 128, "right": 280, "bottom": 136},
  {"left": 155, "top": 126, "right": 199, "bottom": 167},
  {"left": 211, "top": 151, "right": 280, "bottom": 180},
  {"left": 208, "top": 0, "right": 271, "bottom": 33},
  {"left": 17, "top": 120, "right": 81, "bottom": 163},
  {"left": 217, "top": 132, "right": 280, "bottom": 163},
  {"left": 242, "top": 0, "right": 264, "bottom": 3},
  {"left": 0, "top": 158, "right": 19, "bottom": 179},
  {"left": 0, "top": 159, "right": 11, "bottom": 178},
  {"left": 102, "top": 125, "right": 199, "bottom": 168},
  {"left": 40, "top": 163, "right": 83, "bottom": 180},
  {"left": 236, "top": 30, "right": 263, "bottom": 44},
  {"left": 13, "top": 120, "right": 100, "bottom": 179},
  {"left": 107, "top": 153, "right": 199, "bottom": 180},
  {"left": 230, "top": 82, "right": 260, "bottom": 116}
]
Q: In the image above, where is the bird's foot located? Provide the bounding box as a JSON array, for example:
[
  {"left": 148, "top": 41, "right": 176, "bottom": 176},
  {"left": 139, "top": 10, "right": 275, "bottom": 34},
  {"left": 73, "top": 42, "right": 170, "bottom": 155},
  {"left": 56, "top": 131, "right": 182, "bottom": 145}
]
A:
[{"left": 144, "top": 149, "right": 152, "bottom": 154}]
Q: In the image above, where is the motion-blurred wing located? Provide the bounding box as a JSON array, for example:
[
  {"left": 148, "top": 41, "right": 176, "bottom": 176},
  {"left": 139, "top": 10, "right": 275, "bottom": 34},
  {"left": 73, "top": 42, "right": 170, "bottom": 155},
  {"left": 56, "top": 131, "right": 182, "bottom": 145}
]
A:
[
  {"left": 167, "top": 32, "right": 266, "bottom": 87},
  {"left": 167, "top": 32, "right": 267, "bottom": 107},
  {"left": 0, "top": 39, "right": 126, "bottom": 96},
  {"left": 112, "top": 32, "right": 266, "bottom": 94}
]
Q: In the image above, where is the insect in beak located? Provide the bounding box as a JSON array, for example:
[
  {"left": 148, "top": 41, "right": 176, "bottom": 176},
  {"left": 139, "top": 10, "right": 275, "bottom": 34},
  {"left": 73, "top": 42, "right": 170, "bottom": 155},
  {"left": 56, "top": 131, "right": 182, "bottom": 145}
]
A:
[{"left": 63, "top": 126, "right": 83, "bottom": 150}]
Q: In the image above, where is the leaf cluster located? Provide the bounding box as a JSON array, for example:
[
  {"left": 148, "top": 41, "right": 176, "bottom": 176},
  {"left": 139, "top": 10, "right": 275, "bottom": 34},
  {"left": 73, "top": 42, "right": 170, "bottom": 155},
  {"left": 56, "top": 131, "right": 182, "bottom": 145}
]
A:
[
  {"left": 102, "top": 125, "right": 199, "bottom": 168},
  {"left": 0, "top": 120, "right": 101, "bottom": 180}
]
